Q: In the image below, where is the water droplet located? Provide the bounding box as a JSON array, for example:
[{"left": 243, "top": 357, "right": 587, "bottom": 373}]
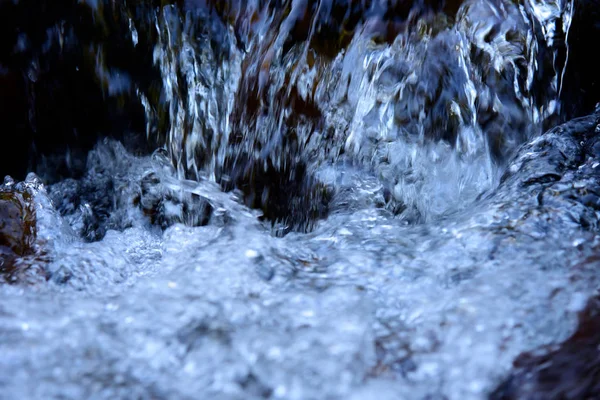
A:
[
  {"left": 25, "top": 172, "right": 41, "bottom": 184},
  {"left": 3, "top": 175, "right": 15, "bottom": 186},
  {"left": 245, "top": 249, "right": 259, "bottom": 258}
]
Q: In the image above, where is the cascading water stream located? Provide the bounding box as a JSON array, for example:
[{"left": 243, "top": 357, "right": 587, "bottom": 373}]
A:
[{"left": 144, "top": 0, "right": 571, "bottom": 225}]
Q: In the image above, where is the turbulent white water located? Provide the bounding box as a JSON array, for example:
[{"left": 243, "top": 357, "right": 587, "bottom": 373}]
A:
[
  {"left": 3, "top": 122, "right": 600, "bottom": 399},
  {"left": 1, "top": 1, "right": 599, "bottom": 399}
]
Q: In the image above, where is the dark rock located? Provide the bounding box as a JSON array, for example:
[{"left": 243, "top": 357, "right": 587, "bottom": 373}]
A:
[
  {"left": 486, "top": 111, "right": 600, "bottom": 239},
  {"left": 138, "top": 171, "right": 213, "bottom": 230},
  {"left": 0, "top": 176, "right": 37, "bottom": 281},
  {"left": 498, "top": 113, "right": 600, "bottom": 189},
  {"left": 220, "top": 152, "right": 330, "bottom": 234},
  {"left": 489, "top": 294, "right": 600, "bottom": 400},
  {"left": 47, "top": 144, "right": 122, "bottom": 242},
  {"left": 46, "top": 141, "right": 215, "bottom": 238}
]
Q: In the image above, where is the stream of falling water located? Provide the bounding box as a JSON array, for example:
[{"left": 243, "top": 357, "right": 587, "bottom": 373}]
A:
[
  {"left": 148, "top": 0, "right": 568, "bottom": 223},
  {"left": 3, "top": 1, "right": 600, "bottom": 399}
]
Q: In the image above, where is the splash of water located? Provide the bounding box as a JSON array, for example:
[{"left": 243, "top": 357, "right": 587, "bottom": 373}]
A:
[{"left": 141, "top": 0, "right": 575, "bottom": 223}]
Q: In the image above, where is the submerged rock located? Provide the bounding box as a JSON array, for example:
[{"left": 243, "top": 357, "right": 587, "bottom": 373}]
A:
[
  {"left": 48, "top": 141, "right": 142, "bottom": 242},
  {"left": 221, "top": 157, "right": 331, "bottom": 234},
  {"left": 482, "top": 111, "right": 600, "bottom": 398},
  {"left": 138, "top": 170, "right": 213, "bottom": 230},
  {"left": 489, "top": 293, "right": 600, "bottom": 400},
  {"left": 47, "top": 141, "right": 216, "bottom": 240}
]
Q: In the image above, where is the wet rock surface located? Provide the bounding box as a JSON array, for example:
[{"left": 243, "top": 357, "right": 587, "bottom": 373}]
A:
[
  {"left": 0, "top": 174, "right": 54, "bottom": 284},
  {"left": 490, "top": 293, "right": 600, "bottom": 400},
  {"left": 0, "top": 178, "right": 36, "bottom": 279},
  {"left": 47, "top": 140, "right": 216, "bottom": 241}
]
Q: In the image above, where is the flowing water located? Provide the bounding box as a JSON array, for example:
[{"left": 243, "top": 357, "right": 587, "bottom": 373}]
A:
[{"left": 1, "top": 0, "right": 599, "bottom": 399}]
